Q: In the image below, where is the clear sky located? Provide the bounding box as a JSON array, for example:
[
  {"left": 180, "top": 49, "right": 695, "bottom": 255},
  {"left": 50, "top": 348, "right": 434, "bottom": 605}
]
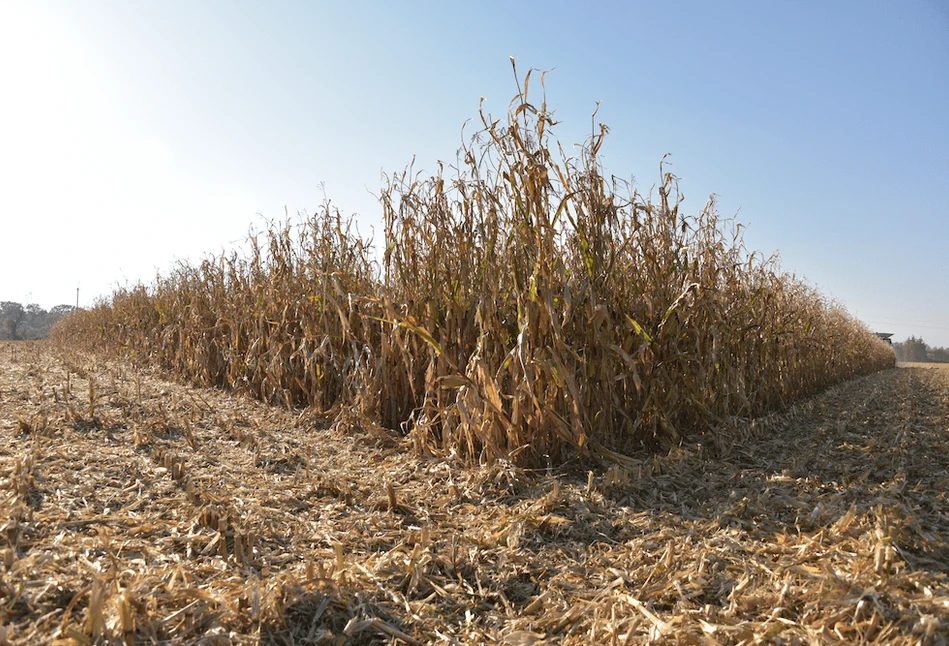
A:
[{"left": 2, "top": 1, "right": 947, "bottom": 347}]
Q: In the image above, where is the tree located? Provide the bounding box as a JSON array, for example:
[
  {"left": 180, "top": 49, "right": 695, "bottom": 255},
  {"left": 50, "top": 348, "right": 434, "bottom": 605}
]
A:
[
  {"left": 902, "top": 336, "right": 929, "bottom": 363},
  {"left": 0, "top": 302, "right": 76, "bottom": 339},
  {"left": 1, "top": 301, "right": 25, "bottom": 340},
  {"left": 23, "top": 303, "right": 46, "bottom": 338}
]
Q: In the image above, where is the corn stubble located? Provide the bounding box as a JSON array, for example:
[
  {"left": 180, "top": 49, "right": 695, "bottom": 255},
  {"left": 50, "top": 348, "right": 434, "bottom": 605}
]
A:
[{"left": 54, "top": 66, "right": 894, "bottom": 465}]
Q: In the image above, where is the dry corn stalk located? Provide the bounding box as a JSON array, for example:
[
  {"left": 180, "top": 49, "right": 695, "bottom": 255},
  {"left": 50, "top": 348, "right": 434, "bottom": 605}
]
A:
[{"left": 52, "top": 61, "right": 895, "bottom": 466}]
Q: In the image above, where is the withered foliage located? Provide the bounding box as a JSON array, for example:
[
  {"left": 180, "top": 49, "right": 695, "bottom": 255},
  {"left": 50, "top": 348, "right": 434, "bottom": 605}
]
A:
[{"left": 53, "top": 65, "right": 893, "bottom": 465}]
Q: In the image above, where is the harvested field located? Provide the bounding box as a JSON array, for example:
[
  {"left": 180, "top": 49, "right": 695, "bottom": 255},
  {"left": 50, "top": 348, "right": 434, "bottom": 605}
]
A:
[
  {"left": 1, "top": 340, "right": 947, "bottom": 644},
  {"left": 898, "top": 363, "right": 949, "bottom": 371}
]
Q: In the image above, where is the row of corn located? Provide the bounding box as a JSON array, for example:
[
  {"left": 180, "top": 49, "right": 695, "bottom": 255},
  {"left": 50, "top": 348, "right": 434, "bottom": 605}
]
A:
[{"left": 54, "top": 70, "right": 894, "bottom": 465}]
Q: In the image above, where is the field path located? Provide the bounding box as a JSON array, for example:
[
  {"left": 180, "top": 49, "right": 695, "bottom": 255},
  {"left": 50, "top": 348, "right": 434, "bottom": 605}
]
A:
[{"left": 1, "top": 342, "right": 947, "bottom": 644}]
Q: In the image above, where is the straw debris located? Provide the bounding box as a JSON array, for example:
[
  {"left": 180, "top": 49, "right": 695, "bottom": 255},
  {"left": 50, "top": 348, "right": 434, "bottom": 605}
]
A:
[{"left": 1, "top": 341, "right": 947, "bottom": 643}]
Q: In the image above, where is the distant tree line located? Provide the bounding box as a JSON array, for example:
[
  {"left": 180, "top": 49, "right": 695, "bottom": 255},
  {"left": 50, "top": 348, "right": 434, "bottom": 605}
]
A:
[
  {"left": 0, "top": 301, "right": 76, "bottom": 340},
  {"left": 893, "top": 336, "right": 949, "bottom": 363}
]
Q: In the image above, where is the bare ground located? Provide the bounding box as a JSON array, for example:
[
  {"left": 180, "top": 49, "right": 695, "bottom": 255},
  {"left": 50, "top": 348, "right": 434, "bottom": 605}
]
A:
[{"left": 1, "top": 341, "right": 947, "bottom": 645}]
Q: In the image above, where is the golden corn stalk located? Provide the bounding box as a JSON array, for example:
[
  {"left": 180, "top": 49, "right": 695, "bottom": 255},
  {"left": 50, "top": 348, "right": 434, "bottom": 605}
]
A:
[{"left": 53, "top": 65, "right": 894, "bottom": 466}]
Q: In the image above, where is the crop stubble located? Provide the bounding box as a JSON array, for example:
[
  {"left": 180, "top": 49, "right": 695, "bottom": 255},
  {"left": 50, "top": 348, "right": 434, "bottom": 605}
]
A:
[{"left": 1, "top": 340, "right": 947, "bottom": 644}]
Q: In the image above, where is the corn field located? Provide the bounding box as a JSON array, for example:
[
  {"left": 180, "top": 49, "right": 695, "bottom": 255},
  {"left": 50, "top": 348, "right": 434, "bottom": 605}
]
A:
[{"left": 54, "top": 68, "right": 895, "bottom": 466}]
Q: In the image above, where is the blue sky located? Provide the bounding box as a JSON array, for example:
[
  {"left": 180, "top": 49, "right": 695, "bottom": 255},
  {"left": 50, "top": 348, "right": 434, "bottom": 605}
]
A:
[{"left": 1, "top": 1, "right": 947, "bottom": 346}]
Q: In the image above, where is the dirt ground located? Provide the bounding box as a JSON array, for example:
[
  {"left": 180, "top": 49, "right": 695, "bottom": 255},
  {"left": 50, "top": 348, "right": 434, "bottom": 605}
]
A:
[{"left": 1, "top": 341, "right": 947, "bottom": 645}]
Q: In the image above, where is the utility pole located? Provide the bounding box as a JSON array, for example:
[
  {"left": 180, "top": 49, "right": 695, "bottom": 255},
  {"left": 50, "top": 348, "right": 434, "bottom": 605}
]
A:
[{"left": 76, "top": 287, "right": 79, "bottom": 310}]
